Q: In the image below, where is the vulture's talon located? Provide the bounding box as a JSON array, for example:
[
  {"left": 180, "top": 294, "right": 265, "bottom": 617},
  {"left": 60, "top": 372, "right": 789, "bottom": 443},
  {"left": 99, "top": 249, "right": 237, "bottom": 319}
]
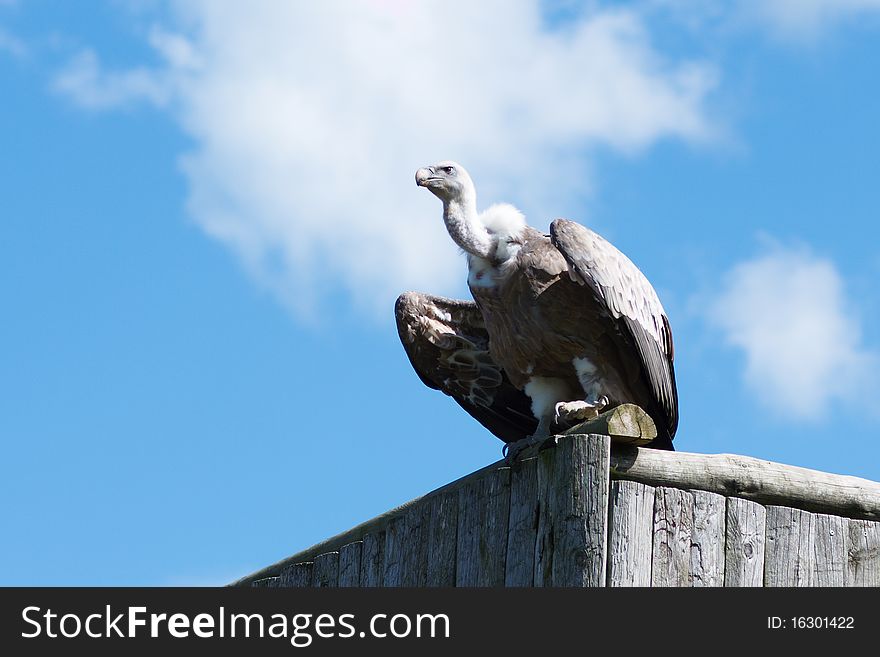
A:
[
  {"left": 503, "top": 433, "right": 549, "bottom": 465},
  {"left": 554, "top": 398, "right": 607, "bottom": 425}
]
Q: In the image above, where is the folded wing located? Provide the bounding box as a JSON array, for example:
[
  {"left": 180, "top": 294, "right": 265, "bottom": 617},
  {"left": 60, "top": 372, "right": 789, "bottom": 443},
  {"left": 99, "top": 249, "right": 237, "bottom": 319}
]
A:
[{"left": 550, "top": 219, "right": 678, "bottom": 444}]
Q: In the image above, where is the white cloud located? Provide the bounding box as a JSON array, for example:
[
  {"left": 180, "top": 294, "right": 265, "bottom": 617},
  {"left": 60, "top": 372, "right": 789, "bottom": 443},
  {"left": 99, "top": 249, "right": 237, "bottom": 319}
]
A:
[
  {"left": 53, "top": 48, "right": 173, "bottom": 110},
  {"left": 746, "top": 0, "right": 880, "bottom": 39},
  {"left": 53, "top": 1, "right": 717, "bottom": 318},
  {"left": 708, "top": 244, "right": 878, "bottom": 420}
]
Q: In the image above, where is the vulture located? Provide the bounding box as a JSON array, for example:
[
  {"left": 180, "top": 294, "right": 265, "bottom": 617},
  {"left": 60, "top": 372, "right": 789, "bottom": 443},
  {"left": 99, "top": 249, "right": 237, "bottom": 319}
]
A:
[{"left": 396, "top": 161, "right": 677, "bottom": 459}]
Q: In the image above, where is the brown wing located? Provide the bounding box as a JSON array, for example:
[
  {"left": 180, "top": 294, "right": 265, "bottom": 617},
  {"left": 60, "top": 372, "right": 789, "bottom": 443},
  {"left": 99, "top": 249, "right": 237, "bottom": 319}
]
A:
[
  {"left": 395, "top": 291, "right": 537, "bottom": 443},
  {"left": 550, "top": 219, "right": 678, "bottom": 446}
]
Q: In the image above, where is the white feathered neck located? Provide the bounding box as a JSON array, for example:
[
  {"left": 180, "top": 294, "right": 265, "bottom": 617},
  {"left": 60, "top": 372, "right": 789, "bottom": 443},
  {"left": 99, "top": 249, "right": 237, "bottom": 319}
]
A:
[{"left": 443, "top": 194, "right": 526, "bottom": 262}]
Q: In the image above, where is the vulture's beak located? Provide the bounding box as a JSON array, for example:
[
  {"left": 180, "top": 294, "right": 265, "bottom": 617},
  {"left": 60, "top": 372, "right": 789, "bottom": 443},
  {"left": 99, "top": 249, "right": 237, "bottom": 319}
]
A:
[{"left": 415, "top": 167, "right": 436, "bottom": 187}]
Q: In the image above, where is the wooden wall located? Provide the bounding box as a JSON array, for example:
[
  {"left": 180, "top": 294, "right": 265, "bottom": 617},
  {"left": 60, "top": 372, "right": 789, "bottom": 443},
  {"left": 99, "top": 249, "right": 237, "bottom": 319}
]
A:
[{"left": 243, "top": 434, "right": 880, "bottom": 588}]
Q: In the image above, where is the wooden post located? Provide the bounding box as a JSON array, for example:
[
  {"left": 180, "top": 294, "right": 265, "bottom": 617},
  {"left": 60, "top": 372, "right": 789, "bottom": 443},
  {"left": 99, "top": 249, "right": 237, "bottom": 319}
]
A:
[
  {"left": 607, "top": 480, "right": 655, "bottom": 587},
  {"left": 338, "top": 542, "right": 362, "bottom": 587},
  {"left": 279, "top": 561, "right": 313, "bottom": 588},
  {"left": 764, "top": 506, "right": 814, "bottom": 586},
  {"left": 691, "top": 490, "right": 726, "bottom": 587},
  {"left": 846, "top": 519, "right": 880, "bottom": 586},
  {"left": 456, "top": 468, "right": 510, "bottom": 586},
  {"left": 312, "top": 552, "right": 339, "bottom": 587},
  {"left": 360, "top": 532, "right": 384, "bottom": 587},
  {"left": 812, "top": 513, "right": 847, "bottom": 586},
  {"left": 651, "top": 487, "right": 693, "bottom": 587},
  {"left": 400, "top": 502, "right": 431, "bottom": 586},
  {"left": 533, "top": 450, "right": 553, "bottom": 587},
  {"left": 505, "top": 456, "right": 540, "bottom": 587},
  {"left": 723, "top": 497, "right": 766, "bottom": 587},
  {"left": 535, "top": 433, "right": 610, "bottom": 587},
  {"left": 382, "top": 516, "right": 405, "bottom": 586},
  {"left": 426, "top": 491, "right": 458, "bottom": 587}
]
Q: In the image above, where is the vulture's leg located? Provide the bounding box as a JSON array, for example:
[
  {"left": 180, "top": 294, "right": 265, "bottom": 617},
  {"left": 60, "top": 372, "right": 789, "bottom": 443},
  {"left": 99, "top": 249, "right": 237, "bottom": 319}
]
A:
[
  {"left": 504, "top": 377, "right": 572, "bottom": 464},
  {"left": 503, "top": 420, "right": 551, "bottom": 465},
  {"left": 553, "top": 356, "right": 610, "bottom": 425}
]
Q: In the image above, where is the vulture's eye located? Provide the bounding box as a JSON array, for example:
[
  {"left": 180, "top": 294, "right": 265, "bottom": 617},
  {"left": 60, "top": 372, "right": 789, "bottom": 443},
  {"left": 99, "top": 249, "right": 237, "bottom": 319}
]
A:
[{"left": 443, "top": 166, "right": 455, "bottom": 175}]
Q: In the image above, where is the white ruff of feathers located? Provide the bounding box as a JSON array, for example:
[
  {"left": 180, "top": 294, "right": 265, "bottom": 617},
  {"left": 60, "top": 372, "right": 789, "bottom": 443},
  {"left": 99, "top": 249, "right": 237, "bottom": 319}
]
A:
[{"left": 443, "top": 189, "right": 526, "bottom": 262}]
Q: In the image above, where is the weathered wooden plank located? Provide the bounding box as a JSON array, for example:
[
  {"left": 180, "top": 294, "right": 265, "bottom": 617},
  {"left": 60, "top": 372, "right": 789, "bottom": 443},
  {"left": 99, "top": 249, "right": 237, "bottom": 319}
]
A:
[
  {"left": 251, "top": 577, "right": 280, "bottom": 587},
  {"left": 724, "top": 497, "right": 766, "bottom": 587},
  {"left": 505, "top": 456, "right": 540, "bottom": 587},
  {"left": 337, "top": 542, "right": 362, "bottom": 587},
  {"left": 312, "top": 552, "right": 339, "bottom": 587},
  {"left": 610, "top": 444, "right": 880, "bottom": 522},
  {"left": 425, "top": 491, "right": 458, "bottom": 587},
  {"left": 812, "top": 513, "right": 847, "bottom": 586},
  {"left": 764, "top": 508, "right": 847, "bottom": 587},
  {"left": 383, "top": 516, "right": 406, "bottom": 587},
  {"left": 764, "top": 506, "right": 814, "bottom": 587},
  {"left": 691, "top": 490, "right": 725, "bottom": 587},
  {"left": 360, "top": 532, "right": 384, "bottom": 587},
  {"left": 846, "top": 519, "right": 880, "bottom": 586},
  {"left": 400, "top": 502, "right": 431, "bottom": 587},
  {"left": 456, "top": 468, "right": 511, "bottom": 586},
  {"left": 533, "top": 449, "right": 553, "bottom": 588},
  {"left": 607, "top": 480, "right": 655, "bottom": 587},
  {"left": 651, "top": 487, "right": 694, "bottom": 587},
  {"left": 279, "top": 561, "right": 313, "bottom": 588},
  {"left": 455, "top": 477, "right": 480, "bottom": 587},
  {"left": 535, "top": 433, "right": 611, "bottom": 587}
]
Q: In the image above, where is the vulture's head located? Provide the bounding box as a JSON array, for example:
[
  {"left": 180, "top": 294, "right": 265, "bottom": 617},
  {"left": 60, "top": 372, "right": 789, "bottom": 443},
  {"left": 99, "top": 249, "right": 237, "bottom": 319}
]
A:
[{"left": 415, "top": 161, "right": 474, "bottom": 203}]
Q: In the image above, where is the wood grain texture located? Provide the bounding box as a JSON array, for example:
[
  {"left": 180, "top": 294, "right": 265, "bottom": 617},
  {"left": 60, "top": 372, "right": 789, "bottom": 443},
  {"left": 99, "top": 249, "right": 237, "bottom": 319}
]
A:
[
  {"left": 611, "top": 445, "right": 880, "bottom": 522},
  {"left": 401, "top": 502, "right": 431, "bottom": 587},
  {"left": 811, "top": 513, "right": 847, "bottom": 586},
  {"left": 724, "top": 497, "right": 766, "bottom": 587},
  {"left": 691, "top": 490, "right": 726, "bottom": 587},
  {"left": 456, "top": 468, "right": 511, "bottom": 586},
  {"left": 533, "top": 449, "right": 553, "bottom": 588},
  {"left": 279, "top": 562, "right": 313, "bottom": 588},
  {"left": 846, "top": 519, "right": 880, "bottom": 586},
  {"left": 764, "top": 506, "right": 814, "bottom": 586},
  {"left": 505, "top": 456, "right": 540, "bottom": 586},
  {"left": 607, "top": 480, "right": 655, "bottom": 587},
  {"left": 764, "top": 509, "right": 846, "bottom": 587},
  {"left": 536, "top": 433, "right": 610, "bottom": 587},
  {"left": 651, "top": 487, "right": 694, "bottom": 587},
  {"left": 425, "top": 491, "right": 458, "bottom": 587},
  {"left": 383, "top": 516, "right": 406, "bottom": 587},
  {"left": 311, "top": 552, "right": 339, "bottom": 587},
  {"left": 360, "top": 532, "right": 384, "bottom": 587},
  {"left": 727, "top": 501, "right": 850, "bottom": 588},
  {"left": 337, "top": 542, "right": 362, "bottom": 587}
]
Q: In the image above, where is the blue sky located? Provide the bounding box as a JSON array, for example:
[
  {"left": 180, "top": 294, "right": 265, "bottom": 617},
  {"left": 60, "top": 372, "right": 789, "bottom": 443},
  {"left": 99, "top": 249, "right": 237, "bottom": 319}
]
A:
[{"left": 1, "top": 1, "right": 879, "bottom": 586}]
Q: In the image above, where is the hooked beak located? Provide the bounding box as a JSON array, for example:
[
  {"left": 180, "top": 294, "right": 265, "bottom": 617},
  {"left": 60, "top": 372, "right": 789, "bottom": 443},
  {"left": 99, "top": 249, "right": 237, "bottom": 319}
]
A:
[{"left": 415, "top": 166, "right": 437, "bottom": 187}]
